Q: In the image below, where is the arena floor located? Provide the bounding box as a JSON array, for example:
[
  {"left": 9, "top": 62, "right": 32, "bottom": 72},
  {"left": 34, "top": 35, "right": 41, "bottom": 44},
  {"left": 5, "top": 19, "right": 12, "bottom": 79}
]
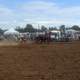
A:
[{"left": 0, "top": 41, "right": 80, "bottom": 80}]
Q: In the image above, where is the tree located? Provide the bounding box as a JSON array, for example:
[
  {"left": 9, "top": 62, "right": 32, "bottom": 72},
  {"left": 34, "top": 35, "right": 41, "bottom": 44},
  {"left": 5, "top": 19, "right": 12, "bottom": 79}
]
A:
[
  {"left": 24, "top": 24, "right": 35, "bottom": 33},
  {"left": 49, "top": 27, "right": 57, "bottom": 31},
  {"left": 71, "top": 25, "right": 80, "bottom": 31},
  {"left": 66, "top": 27, "right": 71, "bottom": 30},
  {"left": 0, "top": 28, "right": 6, "bottom": 35},
  {"left": 60, "top": 25, "right": 65, "bottom": 33},
  {"left": 59, "top": 25, "right": 66, "bottom": 38},
  {"left": 15, "top": 26, "right": 24, "bottom": 33},
  {"left": 41, "top": 25, "right": 47, "bottom": 32}
]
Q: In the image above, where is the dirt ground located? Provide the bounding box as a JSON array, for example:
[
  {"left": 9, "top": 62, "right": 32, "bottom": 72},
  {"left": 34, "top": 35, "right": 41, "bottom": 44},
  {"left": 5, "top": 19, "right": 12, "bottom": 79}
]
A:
[{"left": 0, "top": 41, "right": 80, "bottom": 80}]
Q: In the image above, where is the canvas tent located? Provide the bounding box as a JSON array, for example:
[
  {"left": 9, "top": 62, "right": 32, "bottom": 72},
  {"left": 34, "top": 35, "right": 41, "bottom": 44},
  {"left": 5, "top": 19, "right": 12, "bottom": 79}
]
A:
[
  {"left": 4, "top": 28, "right": 19, "bottom": 41},
  {"left": 4, "top": 28, "right": 19, "bottom": 35}
]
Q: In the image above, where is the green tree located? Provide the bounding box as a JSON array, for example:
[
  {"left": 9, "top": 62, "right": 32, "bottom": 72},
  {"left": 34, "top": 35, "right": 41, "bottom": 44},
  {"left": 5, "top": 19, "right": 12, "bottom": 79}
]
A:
[
  {"left": 49, "top": 27, "right": 57, "bottom": 31},
  {"left": 41, "top": 25, "right": 47, "bottom": 32},
  {"left": 71, "top": 25, "right": 80, "bottom": 31},
  {"left": 0, "top": 28, "right": 6, "bottom": 35},
  {"left": 24, "top": 24, "right": 35, "bottom": 33},
  {"left": 15, "top": 26, "right": 24, "bottom": 33},
  {"left": 59, "top": 25, "right": 66, "bottom": 38},
  {"left": 60, "top": 25, "right": 65, "bottom": 32}
]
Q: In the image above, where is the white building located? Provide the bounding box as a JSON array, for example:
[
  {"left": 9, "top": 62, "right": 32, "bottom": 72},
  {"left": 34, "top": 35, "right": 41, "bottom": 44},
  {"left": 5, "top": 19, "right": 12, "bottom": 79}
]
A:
[
  {"left": 66, "top": 29, "right": 80, "bottom": 40},
  {"left": 50, "top": 30, "right": 61, "bottom": 40}
]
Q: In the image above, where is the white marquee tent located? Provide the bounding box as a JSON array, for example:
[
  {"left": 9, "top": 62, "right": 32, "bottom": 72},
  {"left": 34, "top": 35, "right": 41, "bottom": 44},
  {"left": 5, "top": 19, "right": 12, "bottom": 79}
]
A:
[
  {"left": 4, "top": 28, "right": 19, "bottom": 35},
  {"left": 4, "top": 28, "right": 20, "bottom": 41}
]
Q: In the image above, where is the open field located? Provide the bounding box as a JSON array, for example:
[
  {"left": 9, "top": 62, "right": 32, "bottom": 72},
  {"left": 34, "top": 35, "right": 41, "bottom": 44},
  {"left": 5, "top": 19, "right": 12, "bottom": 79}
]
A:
[{"left": 0, "top": 41, "right": 80, "bottom": 80}]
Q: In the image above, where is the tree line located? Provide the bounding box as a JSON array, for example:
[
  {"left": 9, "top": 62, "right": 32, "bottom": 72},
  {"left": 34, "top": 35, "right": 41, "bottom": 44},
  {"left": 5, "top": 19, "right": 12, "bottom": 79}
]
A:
[
  {"left": 0, "top": 24, "right": 80, "bottom": 34},
  {"left": 15, "top": 24, "right": 80, "bottom": 33}
]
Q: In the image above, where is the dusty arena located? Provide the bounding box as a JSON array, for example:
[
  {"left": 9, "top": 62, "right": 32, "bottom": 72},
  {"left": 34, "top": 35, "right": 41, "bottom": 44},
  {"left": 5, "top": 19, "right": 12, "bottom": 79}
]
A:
[{"left": 0, "top": 41, "right": 80, "bottom": 80}]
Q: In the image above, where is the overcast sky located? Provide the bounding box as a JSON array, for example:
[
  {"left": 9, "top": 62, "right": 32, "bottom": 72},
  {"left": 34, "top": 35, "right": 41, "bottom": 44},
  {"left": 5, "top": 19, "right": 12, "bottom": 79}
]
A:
[{"left": 0, "top": 0, "right": 80, "bottom": 29}]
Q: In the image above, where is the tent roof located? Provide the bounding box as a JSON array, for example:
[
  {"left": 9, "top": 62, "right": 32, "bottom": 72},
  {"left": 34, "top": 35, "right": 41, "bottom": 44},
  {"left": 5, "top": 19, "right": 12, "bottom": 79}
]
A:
[
  {"left": 4, "top": 28, "right": 19, "bottom": 34},
  {"left": 51, "top": 30, "right": 60, "bottom": 33}
]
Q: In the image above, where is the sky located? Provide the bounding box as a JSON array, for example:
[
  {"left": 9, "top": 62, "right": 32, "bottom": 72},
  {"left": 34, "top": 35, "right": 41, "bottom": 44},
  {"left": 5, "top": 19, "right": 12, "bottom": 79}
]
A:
[{"left": 0, "top": 0, "right": 80, "bottom": 29}]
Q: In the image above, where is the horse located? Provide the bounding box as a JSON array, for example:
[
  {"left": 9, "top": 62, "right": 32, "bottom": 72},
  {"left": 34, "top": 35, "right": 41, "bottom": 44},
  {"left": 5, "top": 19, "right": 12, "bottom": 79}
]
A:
[{"left": 35, "top": 32, "right": 51, "bottom": 43}]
